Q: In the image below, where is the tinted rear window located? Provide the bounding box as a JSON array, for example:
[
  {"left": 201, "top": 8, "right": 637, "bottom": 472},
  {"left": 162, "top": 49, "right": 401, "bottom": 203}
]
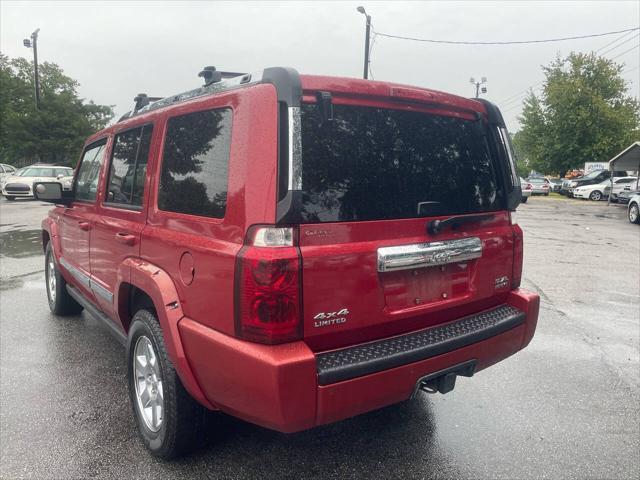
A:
[{"left": 299, "top": 104, "right": 502, "bottom": 223}]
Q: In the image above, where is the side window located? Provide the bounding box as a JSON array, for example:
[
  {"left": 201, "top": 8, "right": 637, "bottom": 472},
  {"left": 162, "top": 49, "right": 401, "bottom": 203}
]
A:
[
  {"left": 158, "top": 108, "right": 232, "bottom": 218},
  {"left": 106, "top": 125, "right": 153, "bottom": 207},
  {"left": 75, "top": 141, "right": 107, "bottom": 202}
]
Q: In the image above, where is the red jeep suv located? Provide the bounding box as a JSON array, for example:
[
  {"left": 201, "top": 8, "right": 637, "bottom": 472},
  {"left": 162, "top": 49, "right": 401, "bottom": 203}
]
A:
[{"left": 36, "top": 67, "right": 539, "bottom": 458}]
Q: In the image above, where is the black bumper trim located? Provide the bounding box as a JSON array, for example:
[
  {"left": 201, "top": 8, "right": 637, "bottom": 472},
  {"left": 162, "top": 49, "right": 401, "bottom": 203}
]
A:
[{"left": 316, "top": 304, "right": 525, "bottom": 385}]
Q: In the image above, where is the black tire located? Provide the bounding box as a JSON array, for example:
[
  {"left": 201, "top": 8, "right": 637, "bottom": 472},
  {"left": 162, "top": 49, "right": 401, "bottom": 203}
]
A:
[
  {"left": 45, "top": 243, "right": 83, "bottom": 315},
  {"left": 629, "top": 202, "right": 640, "bottom": 224},
  {"left": 127, "top": 309, "right": 207, "bottom": 459},
  {"left": 544, "top": 192, "right": 549, "bottom": 196},
  {"left": 589, "top": 190, "right": 602, "bottom": 201},
  {"left": 521, "top": 197, "right": 528, "bottom": 203},
  {"left": 5, "top": 196, "right": 15, "bottom": 201}
]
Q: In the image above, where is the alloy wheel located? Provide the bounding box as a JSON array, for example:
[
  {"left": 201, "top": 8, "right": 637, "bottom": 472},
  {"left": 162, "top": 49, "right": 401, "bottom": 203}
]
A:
[
  {"left": 47, "top": 255, "right": 56, "bottom": 303},
  {"left": 630, "top": 204, "right": 639, "bottom": 223},
  {"left": 133, "top": 336, "right": 164, "bottom": 432}
]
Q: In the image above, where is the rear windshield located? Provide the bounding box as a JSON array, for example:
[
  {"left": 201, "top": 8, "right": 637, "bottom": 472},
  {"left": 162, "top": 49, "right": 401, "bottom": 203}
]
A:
[{"left": 299, "top": 103, "right": 503, "bottom": 223}]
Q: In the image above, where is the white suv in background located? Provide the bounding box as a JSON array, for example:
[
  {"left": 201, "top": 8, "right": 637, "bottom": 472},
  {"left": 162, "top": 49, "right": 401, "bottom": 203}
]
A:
[{"left": 1, "top": 165, "right": 73, "bottom": 200}]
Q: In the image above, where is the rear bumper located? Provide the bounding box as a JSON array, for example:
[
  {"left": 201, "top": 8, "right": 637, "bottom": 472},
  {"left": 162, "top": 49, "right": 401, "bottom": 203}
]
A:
[{"left": 179, "top": 288, "right": 539, "bottom": 433}]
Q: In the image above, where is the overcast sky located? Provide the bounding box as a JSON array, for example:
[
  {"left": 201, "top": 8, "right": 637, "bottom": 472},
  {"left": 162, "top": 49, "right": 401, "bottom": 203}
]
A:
[{"left": 1, "top": 1, "right": 639, "bottom": 131}]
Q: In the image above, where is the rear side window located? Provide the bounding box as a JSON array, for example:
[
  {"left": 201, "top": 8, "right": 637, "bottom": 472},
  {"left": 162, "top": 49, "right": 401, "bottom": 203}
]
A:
[
  {"left": 106, "top": 125, "right": 153, "bottom": 207},
  {"left": 75, "top": 141, "right": 107, "bottom": 202},
  {"left": 299, "top": 104, "right": 502, "bottom": 223},
  {"left": 158, "top": 108, "right": 232, "bottom": 218}
]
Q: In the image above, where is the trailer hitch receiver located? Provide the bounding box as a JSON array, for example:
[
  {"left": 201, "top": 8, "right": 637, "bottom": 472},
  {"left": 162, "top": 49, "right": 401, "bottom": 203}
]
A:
[{"left": 411, "top": 360, "right": 477, "bottom": 399}]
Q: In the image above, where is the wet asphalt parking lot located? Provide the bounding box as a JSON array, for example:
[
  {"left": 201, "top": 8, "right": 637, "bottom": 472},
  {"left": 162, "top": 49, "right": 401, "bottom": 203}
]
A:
[{"left": 0, "top": 195, "right": 638, "bottom": 480}]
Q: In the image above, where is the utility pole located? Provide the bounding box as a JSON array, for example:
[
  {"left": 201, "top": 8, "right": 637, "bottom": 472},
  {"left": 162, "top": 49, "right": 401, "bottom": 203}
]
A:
[
  {"left": 470, "top": 76, "right": 487, "bottom": 98},
  {"left": 23, "top": 28, "right": 41, "bottom": 110},
  {"left": 357, "top": 7, "right": 371, "bottom": 79}
]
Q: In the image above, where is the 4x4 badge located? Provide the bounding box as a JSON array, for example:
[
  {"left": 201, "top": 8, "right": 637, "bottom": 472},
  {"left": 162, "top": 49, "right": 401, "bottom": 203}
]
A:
[
  {"left": 314, "top": 308, "right": 349, "bottom": 327},
  {"left": 495, "top": 276, "right": 509, "bottom": 289}
]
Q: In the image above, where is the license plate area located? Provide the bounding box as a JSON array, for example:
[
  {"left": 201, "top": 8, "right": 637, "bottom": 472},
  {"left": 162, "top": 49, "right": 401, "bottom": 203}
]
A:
[{"left": 381, "top": 262, "right": 473, "bottom": 311}]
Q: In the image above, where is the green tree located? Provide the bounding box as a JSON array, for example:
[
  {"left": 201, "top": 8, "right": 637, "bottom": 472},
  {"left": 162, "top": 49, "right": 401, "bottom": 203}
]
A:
[
  {"left": 515, "top": 52, "right": 640, "bottom": 177},
  {"left": 0, "top": 53, "right": 113, "bottom": 166}
]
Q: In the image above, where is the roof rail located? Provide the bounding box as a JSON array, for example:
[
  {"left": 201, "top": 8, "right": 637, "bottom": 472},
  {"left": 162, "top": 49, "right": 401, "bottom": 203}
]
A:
[{"left": 118, "top": 66, "right": 300, "bottom": 122}]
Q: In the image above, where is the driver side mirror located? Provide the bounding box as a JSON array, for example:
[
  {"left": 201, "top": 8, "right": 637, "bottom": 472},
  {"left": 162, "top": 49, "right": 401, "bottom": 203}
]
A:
[{"left": 34, "top": 182, "right": 72, "bottom": 206}]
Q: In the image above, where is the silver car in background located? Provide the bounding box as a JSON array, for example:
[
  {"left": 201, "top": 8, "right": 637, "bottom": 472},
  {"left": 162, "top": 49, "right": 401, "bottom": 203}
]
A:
[{"left": 526, "top": 177, "right": 550, "bottom": 196}]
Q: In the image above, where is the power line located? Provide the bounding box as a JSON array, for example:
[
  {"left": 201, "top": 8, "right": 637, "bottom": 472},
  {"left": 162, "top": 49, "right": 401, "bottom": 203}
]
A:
[
  {"left": 595, "top": 29, "right": 636, "bottom": 53},
  {"left": 599, "top": 33, "right": 640, "bottom": 56},
  {"left": 500, "top": 85, "right": 542, "bottom": 107},
  {"left": 498, "top": 35, "right": 639, "bottom": 107},
  {"left": 372, "top": 26, "right": 639, "bottom": 46},
  {"left": 610, "top": 43, "right": 640, "bottom": 61}
]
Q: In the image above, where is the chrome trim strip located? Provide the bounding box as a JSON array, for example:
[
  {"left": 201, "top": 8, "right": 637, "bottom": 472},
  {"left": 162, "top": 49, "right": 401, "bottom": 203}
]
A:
[
  {"left": 59, "top": 257, "right": 91, "bottom": 289},
  {"left": 91, "top": 280, "right": 114, "bottom": 304},
  {"left": 377, "top": 237, "right": 482, "bottom": 272},
  {"left": 288, "top": 106, "right": 302, "bottom": 190},
  {"left": 59, "top": 257, "right": 113, "bottom": 303}
]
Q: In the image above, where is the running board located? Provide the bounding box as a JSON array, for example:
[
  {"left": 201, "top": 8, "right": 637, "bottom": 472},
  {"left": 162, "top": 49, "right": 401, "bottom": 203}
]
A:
[{"left": 66, "top": 285, "right": 127, "bottom": 346}]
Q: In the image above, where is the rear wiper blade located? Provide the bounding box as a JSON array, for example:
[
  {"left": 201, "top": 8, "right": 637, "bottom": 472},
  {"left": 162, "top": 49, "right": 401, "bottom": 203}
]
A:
[{"left": 427, "top": 213, "right": 495, "bottom": 235}]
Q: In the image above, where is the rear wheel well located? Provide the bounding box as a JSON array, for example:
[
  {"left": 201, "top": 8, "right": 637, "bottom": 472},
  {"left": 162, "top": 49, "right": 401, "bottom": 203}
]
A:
[{"left": 118, "top": 284, "right": 156, "bottom": 333}]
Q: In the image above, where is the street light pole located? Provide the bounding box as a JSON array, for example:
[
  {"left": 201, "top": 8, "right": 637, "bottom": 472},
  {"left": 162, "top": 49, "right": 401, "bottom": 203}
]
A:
[
  {"left": 469, "top": 76, "right": 487, "bottom": 98},
  {"left": 357, "top": 7, "right": 371, "bottom": 79},
  {"left": 23, "top": 28, "right": 41, "bottom": 110}
]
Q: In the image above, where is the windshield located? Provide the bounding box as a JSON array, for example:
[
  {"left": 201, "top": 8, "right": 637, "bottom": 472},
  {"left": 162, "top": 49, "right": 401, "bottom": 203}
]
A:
[{"left": 298, "top": 103, "right": 503, "bottom": 223}]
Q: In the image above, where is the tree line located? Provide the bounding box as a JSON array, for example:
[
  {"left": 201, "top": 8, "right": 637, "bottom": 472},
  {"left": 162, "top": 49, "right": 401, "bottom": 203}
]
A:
[
  {"left": 512, "top": 52, "right": 639, "bottom": 178},
  {"left": 0, "top": 53, "right": 113, "bottom": 167}
]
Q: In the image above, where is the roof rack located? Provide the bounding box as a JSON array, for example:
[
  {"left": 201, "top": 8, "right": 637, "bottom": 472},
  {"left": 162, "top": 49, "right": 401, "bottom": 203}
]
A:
[{"left": 117, "top": 66, "right": 301, "bottom": 123}]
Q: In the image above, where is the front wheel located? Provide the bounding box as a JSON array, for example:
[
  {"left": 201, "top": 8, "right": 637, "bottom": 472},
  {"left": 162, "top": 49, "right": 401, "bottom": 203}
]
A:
[
  {"left": 521, "top": 197, "right": 528, "bottom": 203},
  {"left": 629, "top": 203, "right": 640, "bottom": 224},
  {"left": 127, "top": 309, "right": 207, "bottom": 458},
  {"left": 5, "top": 196, "right": 15, "bottom": 201},
  {"left": 45, "top": 243, "right": 83, "bottom": 315},
  {"left": 589, "top": 191, "right": 602, "bottom": 201}
]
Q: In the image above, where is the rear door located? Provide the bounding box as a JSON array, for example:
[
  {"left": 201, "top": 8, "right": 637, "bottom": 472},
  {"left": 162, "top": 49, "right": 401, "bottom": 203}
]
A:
[
  {"left": 91, "top": 124, "right": 155, "bottom": 319},
  {"left": 294, "top": 101, "right": 516, "bottom": 351}
]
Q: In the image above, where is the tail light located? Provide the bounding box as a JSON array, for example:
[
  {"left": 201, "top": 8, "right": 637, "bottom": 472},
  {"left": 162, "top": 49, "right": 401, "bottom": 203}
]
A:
[
  {"left": 235, "top": 226, "right": 302, "bottom": 344},
  {"left": 527, "top": 183, "right": 533, "bottom": 189},
  {"left": 511, "top": 218, "right": 523, "bottom": 289}
]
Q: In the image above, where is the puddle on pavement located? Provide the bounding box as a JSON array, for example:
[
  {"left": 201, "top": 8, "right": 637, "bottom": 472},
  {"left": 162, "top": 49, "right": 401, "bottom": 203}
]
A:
[
  {"left": 0, "top": 229, "right": 43, "bottom": 258},
  {"left": 0, "top": 273, "right": 45, "bottom": 291}
]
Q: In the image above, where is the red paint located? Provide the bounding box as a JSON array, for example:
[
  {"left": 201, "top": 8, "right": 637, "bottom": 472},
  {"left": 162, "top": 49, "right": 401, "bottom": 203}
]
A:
[
  {"left": 179, "top": 290, "right": 538, "bottom": 432},
  {"left": 40, "top": 72, "right": 539, "bottom": 434}
]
